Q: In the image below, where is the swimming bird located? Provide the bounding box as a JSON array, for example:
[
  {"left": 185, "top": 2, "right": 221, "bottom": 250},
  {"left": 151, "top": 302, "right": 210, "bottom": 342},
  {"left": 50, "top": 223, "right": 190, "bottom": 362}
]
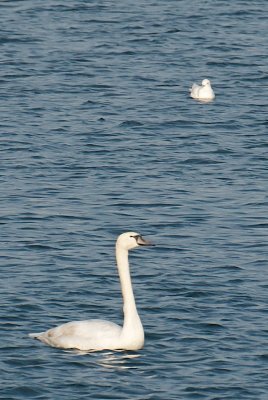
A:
[
  {"left": 29, "top": 232, "right": 153, "bottom": 351},
  {"left": 190, "top": 78, "right": 215, "bottom": 101}
]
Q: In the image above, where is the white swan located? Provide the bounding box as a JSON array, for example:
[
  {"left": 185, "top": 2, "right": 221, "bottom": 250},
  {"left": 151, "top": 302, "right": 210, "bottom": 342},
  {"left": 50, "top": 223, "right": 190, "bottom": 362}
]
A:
[
  {"left": 190, "top": 78, "right": 215, "bottom": 101},
  {"left": 29, "top": 232, "right": 153, "bottom": 351}
]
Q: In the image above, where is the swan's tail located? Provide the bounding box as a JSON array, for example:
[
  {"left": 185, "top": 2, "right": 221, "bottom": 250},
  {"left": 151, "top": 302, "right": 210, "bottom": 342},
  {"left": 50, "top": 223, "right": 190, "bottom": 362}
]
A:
[{"left": 29, "top": 332, "right": 42, "bottom": 339}]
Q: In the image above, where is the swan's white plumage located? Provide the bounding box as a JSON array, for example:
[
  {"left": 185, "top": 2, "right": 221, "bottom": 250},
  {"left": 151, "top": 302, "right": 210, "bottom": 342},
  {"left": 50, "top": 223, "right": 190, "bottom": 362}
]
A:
[
  {"left": 29, "top": 232, "right": 152, "bottom": 351},
  {"left": 190, "top": 78, "right": 215, "bottom": 101},
  {"left": 30, "top": 320, "right": 122, "bottom": 350}
]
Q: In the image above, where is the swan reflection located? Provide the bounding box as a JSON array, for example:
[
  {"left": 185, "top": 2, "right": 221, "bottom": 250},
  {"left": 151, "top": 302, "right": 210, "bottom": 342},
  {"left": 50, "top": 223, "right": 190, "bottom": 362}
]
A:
[
  {"left": 98, "top": 351, "right": 141, "bottom": 369},
  {"left": 66, "top": 349, "right": 141, "bottom": 370}
]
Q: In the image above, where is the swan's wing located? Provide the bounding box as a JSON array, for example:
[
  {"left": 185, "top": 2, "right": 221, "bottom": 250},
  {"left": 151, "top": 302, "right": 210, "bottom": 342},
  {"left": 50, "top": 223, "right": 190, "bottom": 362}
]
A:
[
  {"left": 30, "top": 319, "right": 122, "bottom": 350},
  {"left": 48, "top": 319, "right": 121, "bottom": 339}
]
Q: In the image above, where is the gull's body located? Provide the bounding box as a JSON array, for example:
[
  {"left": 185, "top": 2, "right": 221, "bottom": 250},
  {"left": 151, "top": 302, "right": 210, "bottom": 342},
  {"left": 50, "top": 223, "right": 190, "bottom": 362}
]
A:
[
  {"left": 29, "top": 232, "right": 152, "bottom": 351},
  {"left": 190, "top": 79, "right": 215, "bottom": 101}
]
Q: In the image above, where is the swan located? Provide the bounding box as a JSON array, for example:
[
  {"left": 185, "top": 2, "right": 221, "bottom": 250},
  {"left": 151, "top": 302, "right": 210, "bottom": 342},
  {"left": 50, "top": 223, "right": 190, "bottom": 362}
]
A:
[
  {"left": 190, "top": 78, "right": 215, "bottom": 101},
  {"left": 29, "top": 232, "right": 153, "bottom": 351}
]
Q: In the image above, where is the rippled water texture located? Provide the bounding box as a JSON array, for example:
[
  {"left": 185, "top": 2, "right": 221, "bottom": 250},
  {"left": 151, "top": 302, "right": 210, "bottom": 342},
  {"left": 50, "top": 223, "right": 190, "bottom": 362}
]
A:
[{"left": 1, "top": 1, "right": 268, "bottom": 399}]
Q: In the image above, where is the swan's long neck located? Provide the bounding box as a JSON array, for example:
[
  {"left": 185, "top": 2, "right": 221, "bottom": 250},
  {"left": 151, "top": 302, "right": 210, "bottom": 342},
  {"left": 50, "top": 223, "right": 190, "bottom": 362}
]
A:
[
  {"left": 116, "top": 244, "right": 144, "bottom": 348},
  {"left": 116, "top": 245, "right": 137, "bottom": 315}
]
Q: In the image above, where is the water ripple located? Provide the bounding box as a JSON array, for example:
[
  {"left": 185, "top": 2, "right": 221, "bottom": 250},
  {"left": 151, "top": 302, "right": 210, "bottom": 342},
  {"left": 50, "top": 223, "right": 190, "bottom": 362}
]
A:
[{"left": 1, "top": 0, "right": 268, "bottom": 399}]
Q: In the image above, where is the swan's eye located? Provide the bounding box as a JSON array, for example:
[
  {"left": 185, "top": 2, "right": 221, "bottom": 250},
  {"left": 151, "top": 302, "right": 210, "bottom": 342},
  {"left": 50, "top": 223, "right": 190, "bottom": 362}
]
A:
[
  {"left": 130, "top": 234, "right": 140, "bottom": 241},
  {"left": 130, "top": 234, "right": 145, "bottom": 244},
  {"left": 129, "top": 234, "right": 152, "bottom": 246}
]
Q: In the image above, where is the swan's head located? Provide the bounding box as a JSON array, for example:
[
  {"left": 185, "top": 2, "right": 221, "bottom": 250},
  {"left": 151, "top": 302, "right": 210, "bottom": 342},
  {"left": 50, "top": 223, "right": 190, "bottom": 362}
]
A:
[
  {"left": 202, "top": 79, "right": 211, "bottom": 86},
  {"left": 116, "top": 232, "right": 152, "bottom": 250}
]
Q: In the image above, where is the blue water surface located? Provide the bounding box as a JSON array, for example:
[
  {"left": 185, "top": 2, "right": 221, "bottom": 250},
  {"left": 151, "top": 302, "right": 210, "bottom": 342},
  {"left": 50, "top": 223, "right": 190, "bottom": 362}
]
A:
[{"left": 1, "top": 1, "right": 268, "bottom": 399}]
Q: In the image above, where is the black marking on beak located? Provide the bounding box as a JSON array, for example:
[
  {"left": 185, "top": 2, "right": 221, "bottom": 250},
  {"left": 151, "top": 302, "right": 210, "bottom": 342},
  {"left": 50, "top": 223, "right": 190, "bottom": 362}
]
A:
[{"left": 131, "top": 235, "right": 154, "bottom": 246}]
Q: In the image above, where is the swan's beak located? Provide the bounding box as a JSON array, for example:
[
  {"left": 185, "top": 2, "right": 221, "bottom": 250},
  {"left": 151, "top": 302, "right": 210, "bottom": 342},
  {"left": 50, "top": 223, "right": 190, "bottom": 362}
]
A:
[{"left": 137, "top": 235, "right": 154, "bottom": 246}]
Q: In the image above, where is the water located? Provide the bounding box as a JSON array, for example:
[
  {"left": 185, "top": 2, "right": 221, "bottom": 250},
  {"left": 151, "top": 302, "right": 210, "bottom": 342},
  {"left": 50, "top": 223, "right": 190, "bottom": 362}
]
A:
[{"left": 1, "top": 0, "right": 268, "bottom": 398}]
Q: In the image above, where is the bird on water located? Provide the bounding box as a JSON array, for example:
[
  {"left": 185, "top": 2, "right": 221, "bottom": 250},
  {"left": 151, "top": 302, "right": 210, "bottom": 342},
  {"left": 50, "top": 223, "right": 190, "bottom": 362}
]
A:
[
  {"left": 190, "top": 78, "right": 215, "bottom": 101},
  {"left": 29, "top": 232, "right": 153, "bottom": 351}
]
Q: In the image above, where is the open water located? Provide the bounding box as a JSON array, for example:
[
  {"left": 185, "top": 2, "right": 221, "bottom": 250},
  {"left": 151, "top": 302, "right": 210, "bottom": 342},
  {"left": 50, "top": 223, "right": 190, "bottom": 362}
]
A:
[{"left": 1, "top": 1, "right": 268, "bottom": 399}]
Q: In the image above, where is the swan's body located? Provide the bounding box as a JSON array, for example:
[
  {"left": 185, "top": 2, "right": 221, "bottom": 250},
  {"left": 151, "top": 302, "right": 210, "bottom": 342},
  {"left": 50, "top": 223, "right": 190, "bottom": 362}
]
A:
[
  {"left": 190, "top": 78, "right": 215, "bottom": 101},
  {"left": 29, "top": 232, "right": 152, "bottom": 351}
]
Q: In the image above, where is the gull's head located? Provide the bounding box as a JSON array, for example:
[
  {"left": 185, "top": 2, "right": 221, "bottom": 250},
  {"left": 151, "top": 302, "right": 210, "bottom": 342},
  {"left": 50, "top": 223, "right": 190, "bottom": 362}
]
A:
[
  {"left": 116, "top": 232, "right": 153, "bottom": 250},
  {"left": 202, "top": 79, "right": 211, "bottom": 86}
]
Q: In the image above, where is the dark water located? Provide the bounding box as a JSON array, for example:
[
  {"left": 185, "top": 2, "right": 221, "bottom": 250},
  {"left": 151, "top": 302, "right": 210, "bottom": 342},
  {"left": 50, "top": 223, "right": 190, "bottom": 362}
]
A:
[{"left": 1, "top": 1, "right": 268, "bottom": 399}]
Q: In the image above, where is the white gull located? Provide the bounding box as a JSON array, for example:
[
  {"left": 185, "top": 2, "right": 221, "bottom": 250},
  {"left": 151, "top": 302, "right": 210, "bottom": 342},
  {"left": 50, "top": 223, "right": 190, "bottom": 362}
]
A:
[{"left": 190, "top": 79, "right": 215, "bottom": 101}]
